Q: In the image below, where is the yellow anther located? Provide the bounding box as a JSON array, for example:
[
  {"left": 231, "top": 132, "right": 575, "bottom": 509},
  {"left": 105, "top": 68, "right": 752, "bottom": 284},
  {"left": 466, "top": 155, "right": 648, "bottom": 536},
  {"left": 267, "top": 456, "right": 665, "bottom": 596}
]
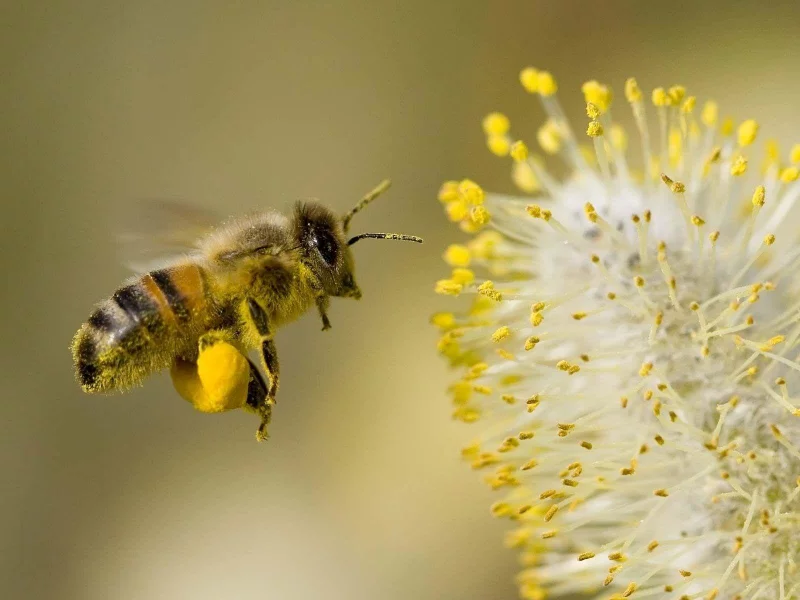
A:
[
  {"left": 512, "top": 161, "right": 540, "bottom": 192},
  {"left": 586, "top": 120, "right": 604, "bottom": 137},
  {"left": 647, "top": 541, "right": 659, "bottom": 552},
  {"left": 586, "top": 102, "right": 601, "bottom": 120},
  {"left": 660, "top": 172, "right": 685, "bottom": 193},
  {"left": 451, "top": 268, "right": 474, "bottom": 285},
  {"left": 510, "top": 140, "right": 529, "bottom": 162},
  {"left": 582, "top": 80, "right": 612, "bottom": 112},
  {"left": 470, "top": 206, "right": 490, "bottom": 225},
  {"left": 721, "top": 117, "right": 734, "bottom": 136},
  {"left": 472, "top": 384, "right": 492, "bottom": 395},
  {"left": 430, "top": 312, "right": 455, "bottom": 330},
  {"left": 780, "top": 166, "right": 800, "bottom": 182},
  {"left": 524, "top": 336, "right": 539, "bottom": 351},
  {"left": 443, "top": 244, "right": 471, "bottom": 267},
  {"left": 764, "top": 233, "right": 776, "bottom": 245},
  {"left": 476, "top": 282, "right": 501, "bottom": 304},
  {"left": 667, "top": 85, "right": 686, "bottom": 105},
  {"left": 537, "top": 71, "right": 558, "bottom": 96},
  {"left": 435, "top": 279, "right": 462, "bottom": 296},
  {"left": 639, "top": 362, "right": 653, "bottom": 376},
  {"left": 518, "top": 431, "right": 534, "bottom": 440},
  {"left": 444, "top": 199, "right": 468, "bottom": 222},
  {"left": 692, "top": 215, "right": 706, "bottom": 226},
  {"left": 572, "top": 312, "right": 588, "bottom": 320},
  {"left": 577, "top": 552, "right": 595, "bottom": 561},
  {"left": 490, "top": 501, "right": 513, "bottom": 517},
  {"left": 541, "top": 530, "right": 556, "bottom": 539},
  {"left": 652, "top": 87, "right": 668, "bottom": 107},
  {"left": 730, "top": 155, "right": 748, "bottom": 176},
  {"left": 622, "top": 583, "right": 637, "bottom": 598},
  {"left": 752, "top": 186, "right": 766, "bottom": 207},
  {"left": 579, "top": 441, "right": 593, "bottom": 451},
  {"left": 634, "top": 276, "right": 645, "bottom": 288},
  {"left": 457, "top": 180, "right": 484, "bottom": 207},
  {"left": 519, "top": 67, "right": 539, "bottom": 93},
  {"left": 486, "top": 135, "right": 510, "bottom": 156},
  {"left": 737, "top": 119, "right": 759, "bottom": 147},
  {"left": 543, "top": 505, "right": 559, "bottom": 521},
  {"left": 654, "top": 488, "right": 669, "bottom": 497},
  {"left": 609, "top": 124, "right": 628, "bottom": 151},
  {"left": 791, "top": 144, "right": 800, "bottom": 163},
  {"left": 563, "top": 479, "right": 578, "bottom": 487},
  {"left": 438, "top": 181, "right": 459, "bottom": 203},
  {"left": 482, "top": 112, "right": 510, "bottom": 136},
  {"left": 608, "top": 552, "right": 626, "bottom": 561},
  {"left": 530, "top": 311, "right": 544, "bottom": 327},
  {"left": 624, "top": 77, "right": 642, "bottom": 103},
  {"left": 521, "top": 458, "right": 538, "bottom": 471},
  {"left": 702, "top": 101, "right": 718, "bottom": 127},
  {"left": 681, "top": 96, "right": 696, "bottom": 113},
  {"left": 537, "top": 119, "right": 562, "bottom": 154},
  {"left": 492, "top": 326, "right": 511, "bottom": 343},
  {"left": 709, "top": 230, "right": 720, "bottom": 243}
]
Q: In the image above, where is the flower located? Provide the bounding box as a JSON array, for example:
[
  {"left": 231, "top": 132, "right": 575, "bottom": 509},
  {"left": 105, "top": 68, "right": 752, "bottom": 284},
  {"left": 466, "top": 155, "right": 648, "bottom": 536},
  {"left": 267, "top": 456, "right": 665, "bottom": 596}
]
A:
[{"left": 434, "top": 68, "right": 800, "bottom": 600}]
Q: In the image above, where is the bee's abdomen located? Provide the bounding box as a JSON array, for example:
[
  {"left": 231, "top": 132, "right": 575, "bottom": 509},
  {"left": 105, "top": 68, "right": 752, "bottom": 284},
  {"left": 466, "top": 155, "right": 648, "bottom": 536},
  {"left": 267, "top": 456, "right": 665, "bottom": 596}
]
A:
[{"left": 73, "top": 264, "right": 208, "bottom": 393}]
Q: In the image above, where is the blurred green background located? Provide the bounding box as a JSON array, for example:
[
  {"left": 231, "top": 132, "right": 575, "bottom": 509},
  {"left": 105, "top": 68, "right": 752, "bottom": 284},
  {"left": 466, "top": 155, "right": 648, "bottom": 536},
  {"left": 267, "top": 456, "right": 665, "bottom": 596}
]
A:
[{"left": 3, "top": 1, "right": 800, "bottom": 598}]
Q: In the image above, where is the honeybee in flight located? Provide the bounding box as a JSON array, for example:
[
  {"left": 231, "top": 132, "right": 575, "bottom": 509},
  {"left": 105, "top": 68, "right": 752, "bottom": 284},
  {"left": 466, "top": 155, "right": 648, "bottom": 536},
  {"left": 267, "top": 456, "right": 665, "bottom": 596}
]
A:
[{"left": 72, "top": 180, "right": 422, "bottom": 441}]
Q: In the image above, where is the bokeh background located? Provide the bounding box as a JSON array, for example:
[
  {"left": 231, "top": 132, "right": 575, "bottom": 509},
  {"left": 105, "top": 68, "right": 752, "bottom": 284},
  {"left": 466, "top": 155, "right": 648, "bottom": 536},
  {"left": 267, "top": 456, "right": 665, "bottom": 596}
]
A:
[{"left": 3, "top": 1, "right": 800, "bottom": 598}]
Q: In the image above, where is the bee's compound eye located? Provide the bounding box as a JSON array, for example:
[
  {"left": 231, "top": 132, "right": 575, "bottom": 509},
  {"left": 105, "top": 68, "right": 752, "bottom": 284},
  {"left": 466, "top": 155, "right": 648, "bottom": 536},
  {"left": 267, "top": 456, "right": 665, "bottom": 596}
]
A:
[{"left": 315, "top": 229, "right": 339, "bottom": 266}]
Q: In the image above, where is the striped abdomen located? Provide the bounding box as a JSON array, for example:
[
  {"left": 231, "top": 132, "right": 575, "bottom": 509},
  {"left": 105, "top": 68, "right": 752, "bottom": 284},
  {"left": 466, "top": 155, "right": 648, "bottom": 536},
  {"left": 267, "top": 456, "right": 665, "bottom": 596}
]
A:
[{"left": 73, "top": 263, "right": 211, "bottom": 393}]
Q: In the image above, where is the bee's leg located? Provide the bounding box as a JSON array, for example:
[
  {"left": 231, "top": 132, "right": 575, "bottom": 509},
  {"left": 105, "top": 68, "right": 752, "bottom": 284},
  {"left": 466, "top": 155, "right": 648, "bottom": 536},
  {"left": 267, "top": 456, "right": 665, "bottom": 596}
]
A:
[
  {"left": 245, "top": 298, "right": 280, "bottom": 441},
  {"left": 243, "top": 357, "right": 273, "bottom": 439},
  {"left": 316, "top": 294, "right": 332, "bottom": 331}
]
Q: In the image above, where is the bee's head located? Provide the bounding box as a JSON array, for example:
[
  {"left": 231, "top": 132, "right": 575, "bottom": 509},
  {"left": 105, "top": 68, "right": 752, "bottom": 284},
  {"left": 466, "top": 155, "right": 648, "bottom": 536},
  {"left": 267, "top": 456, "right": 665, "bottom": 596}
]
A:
[{"left": 293, "top": 180, "right": 422, "bottom": 299}]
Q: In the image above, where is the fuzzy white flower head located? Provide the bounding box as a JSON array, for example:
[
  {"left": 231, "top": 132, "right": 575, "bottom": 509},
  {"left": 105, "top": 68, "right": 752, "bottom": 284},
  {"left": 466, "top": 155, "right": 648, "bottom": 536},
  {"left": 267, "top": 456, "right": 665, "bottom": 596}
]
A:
[{"left": 434, "top": 69, "right": 800, "bottom": 600}]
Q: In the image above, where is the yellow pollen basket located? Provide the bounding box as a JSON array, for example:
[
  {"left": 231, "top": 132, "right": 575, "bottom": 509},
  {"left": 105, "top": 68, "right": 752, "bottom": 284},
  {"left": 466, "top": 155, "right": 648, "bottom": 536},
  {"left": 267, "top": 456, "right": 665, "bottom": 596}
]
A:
[{"left": 170, "top": 342, "right": 250, "bottom": 413}]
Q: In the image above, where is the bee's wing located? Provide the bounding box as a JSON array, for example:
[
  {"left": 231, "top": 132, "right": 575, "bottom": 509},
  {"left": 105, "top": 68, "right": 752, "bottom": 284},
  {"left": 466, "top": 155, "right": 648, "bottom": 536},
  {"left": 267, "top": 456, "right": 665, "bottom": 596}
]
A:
[{"left": 117, "top": 199, "right": 222, "bottom": 274}]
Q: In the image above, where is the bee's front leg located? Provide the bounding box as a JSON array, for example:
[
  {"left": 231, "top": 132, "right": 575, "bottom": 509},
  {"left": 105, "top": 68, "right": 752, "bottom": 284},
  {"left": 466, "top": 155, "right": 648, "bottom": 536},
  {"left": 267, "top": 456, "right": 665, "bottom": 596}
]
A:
[
  {"left": 245, "top": 298, "right": 280, "bottom": 441},
  {"left": 316, "top": 294, "right": 332, "bottom": 331}
]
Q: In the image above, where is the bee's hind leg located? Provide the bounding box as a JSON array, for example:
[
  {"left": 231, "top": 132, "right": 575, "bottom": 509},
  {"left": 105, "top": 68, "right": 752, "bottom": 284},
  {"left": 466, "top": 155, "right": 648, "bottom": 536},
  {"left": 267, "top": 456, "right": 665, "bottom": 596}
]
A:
[
  {"left": 244, "top": 357, "right": 273, "bottom": 441},
  {"left": 245, "top": 298, "right": 280, "bottom": 441}
]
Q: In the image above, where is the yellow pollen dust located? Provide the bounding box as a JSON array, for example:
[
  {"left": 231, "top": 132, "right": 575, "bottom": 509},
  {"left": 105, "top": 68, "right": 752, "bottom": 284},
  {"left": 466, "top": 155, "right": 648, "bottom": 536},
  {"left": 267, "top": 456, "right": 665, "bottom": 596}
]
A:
[
  {"left": 492, "top": 326, "right": 511, "bottom": 343},
  {"left": 752, "top": 185, "right": 766, "bottom": 207},
  {"left": 660, "top": 173, "right": 685, "bottom": 193},
  {"left": 587, "top": 121, "right": 604, "bottom": 138},
  {"left": 730, "top": 155, "right": 748, "bottom": 176},
  {"left": 586, "top": 102, "right": 600, "bottom": 120},
  {"left": 470, "top": 206, "right": 490, "bottom": 225},
  {"left": 526, "top": 204, "right": 552, "bottom": 221}
]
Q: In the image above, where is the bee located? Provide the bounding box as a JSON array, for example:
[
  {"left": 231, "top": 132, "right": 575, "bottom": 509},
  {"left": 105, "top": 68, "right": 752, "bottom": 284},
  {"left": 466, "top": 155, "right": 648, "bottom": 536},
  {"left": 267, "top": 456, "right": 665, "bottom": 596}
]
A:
[{"left": 71, "top": 180, "right": 422, "bottom": 440}]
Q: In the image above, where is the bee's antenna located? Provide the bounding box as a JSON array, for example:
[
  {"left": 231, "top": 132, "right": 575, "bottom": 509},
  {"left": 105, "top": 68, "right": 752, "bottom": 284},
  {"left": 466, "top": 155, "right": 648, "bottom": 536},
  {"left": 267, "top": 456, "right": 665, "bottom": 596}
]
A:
[
  {"left": 342, "top": 179, "right": 392, "bottom": 233},
  {"left": 347, "top": 232, "right": 423, "bottom": 246}
]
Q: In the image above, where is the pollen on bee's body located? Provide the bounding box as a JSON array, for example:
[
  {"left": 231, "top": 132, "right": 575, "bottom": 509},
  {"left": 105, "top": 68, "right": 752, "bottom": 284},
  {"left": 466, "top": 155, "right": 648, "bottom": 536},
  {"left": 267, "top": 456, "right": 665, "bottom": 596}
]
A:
[{"left": 433, "top": 65, "right": 800, "bottom": 600}]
